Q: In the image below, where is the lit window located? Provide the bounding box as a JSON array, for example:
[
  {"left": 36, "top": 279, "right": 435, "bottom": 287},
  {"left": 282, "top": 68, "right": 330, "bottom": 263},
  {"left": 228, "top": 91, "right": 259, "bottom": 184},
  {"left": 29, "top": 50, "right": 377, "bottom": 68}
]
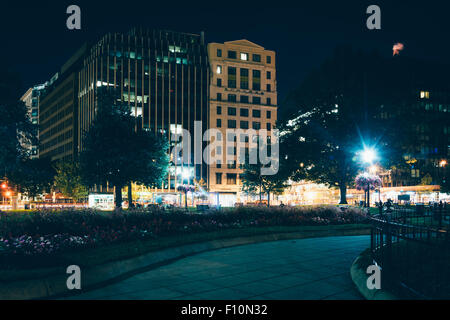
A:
[
  {"left": 240, "top": 53, "right": 248, "bottom": 61},
  {"left": 420, "top": 91, "right": 430, "bottom": 99},
  {"left": 217, "top": 65, "right": 222, "bottom": 74}
]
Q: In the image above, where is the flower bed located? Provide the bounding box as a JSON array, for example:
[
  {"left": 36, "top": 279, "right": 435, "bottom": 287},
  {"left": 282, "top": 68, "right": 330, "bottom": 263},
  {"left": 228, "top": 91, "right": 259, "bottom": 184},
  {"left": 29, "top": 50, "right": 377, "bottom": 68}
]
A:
[{"left": 0, "top": 206, "right": 367, "bottom": 264}]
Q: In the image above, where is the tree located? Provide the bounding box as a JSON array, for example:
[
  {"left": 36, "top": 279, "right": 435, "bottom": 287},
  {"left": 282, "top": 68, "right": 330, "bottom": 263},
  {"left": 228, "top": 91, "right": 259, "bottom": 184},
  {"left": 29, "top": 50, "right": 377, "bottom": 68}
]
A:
[
  {"left": 240, "top": 153, "right": 288, "bottom": 207},
  {"left": 279, "top": 47, "right": 410, "bottom": 204},
  {"left": 0, "top": 65, "right": 37, "bottom": 179},
  {"left": 54, "top": 161, "right": 88, "bottom": 202},
  {"left": 80, "top": 88, "right": 169, "bottom": 208},
  {"left": 9, "top": 158, "right": 55, "bottom": 200}
]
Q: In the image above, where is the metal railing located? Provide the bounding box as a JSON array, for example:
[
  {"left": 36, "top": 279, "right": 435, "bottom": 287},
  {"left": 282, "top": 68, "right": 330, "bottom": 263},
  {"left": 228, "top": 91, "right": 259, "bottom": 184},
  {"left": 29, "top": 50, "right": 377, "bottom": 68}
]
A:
[{"left": 370, "top": 205, "right": 450, "bottom": 299}]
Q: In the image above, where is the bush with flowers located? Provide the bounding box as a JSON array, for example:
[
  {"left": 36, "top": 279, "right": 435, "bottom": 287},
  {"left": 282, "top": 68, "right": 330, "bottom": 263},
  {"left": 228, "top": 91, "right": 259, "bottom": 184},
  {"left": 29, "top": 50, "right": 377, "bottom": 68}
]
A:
[
  {"left": 0, "top": 206, "right": 367, "bottom": 264},
  {"left": 355, "top": 173, "right": 382, "bottom": 191}
]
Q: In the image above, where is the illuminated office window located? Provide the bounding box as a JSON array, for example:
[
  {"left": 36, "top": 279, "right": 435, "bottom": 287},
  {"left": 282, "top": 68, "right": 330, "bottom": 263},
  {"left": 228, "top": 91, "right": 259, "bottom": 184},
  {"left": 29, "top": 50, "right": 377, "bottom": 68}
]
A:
[{"left": 420, "top": 91, "right": 430, "bottom": 99}]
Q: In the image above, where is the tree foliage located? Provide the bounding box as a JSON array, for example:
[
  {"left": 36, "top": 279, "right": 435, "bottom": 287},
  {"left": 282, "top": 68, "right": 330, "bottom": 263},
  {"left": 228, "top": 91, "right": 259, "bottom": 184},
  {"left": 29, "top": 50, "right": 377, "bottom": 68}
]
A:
[
  {"left": 240, "top": 152, "right": 288, "bottom": 207},
  {"left": 9, "top": 158, "right": 55, "bottom": 199},
  {"left": 0, "top": 65, "right": 37, "bottom": 178},
  {"left": 54, "top": 161, "right": 88, "bottom": 202},
  {"left": 279, "top": 47, "right": 414, "bottom": 203},
  {"left": 80, "top": 88, "right": 169, "bottom": 208}
]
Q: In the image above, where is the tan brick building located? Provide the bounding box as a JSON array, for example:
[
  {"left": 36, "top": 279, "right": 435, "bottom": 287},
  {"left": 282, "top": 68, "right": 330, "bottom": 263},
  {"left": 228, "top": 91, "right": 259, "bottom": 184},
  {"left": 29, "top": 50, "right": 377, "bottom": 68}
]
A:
[{"left": 207, "top": 40, "right": 277, "bottom": 206}]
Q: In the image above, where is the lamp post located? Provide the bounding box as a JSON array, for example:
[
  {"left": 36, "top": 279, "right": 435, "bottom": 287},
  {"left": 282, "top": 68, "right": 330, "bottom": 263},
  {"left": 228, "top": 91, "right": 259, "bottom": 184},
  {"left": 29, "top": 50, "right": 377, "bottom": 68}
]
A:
[
  {"left": 178, "top": 167, "right": 193, "bottom": 208},
  {"left": 355, "top": 173, "right": 382, "bottom": 209},
  {"left": 370, "top": 165, "right": 382, "bottom": 203},
  {"left": 1, "top": 181, "right": 7, "bottom": 206},
  {"left": 439, "top": 159, "right": 447, "bottom": 181},
  {"left": 439, "top": 160, "right": 447, "bottom": 200},
  {"left": 358, "top": 147, "right": 378, "bottom": 207}
]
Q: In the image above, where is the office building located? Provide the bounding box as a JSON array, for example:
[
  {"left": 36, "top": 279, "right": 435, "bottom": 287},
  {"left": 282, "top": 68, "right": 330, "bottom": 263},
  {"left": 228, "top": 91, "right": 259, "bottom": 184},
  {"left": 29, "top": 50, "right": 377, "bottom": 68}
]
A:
[
  {"left": 20, "top": 74, "right": 58, "bottom": 158},
  {"left": 39, "top": 29, "right": 210, "bottom": 198},
  {"left": 208, "top": 40, "right": 277, "bottom": 206}
]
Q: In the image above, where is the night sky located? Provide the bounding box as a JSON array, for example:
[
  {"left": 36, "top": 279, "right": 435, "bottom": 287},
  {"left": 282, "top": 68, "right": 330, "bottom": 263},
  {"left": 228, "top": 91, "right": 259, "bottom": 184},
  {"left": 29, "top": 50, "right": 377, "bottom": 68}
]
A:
[{"left": 2, "top": 0, "right": 450, "bottom": 103}]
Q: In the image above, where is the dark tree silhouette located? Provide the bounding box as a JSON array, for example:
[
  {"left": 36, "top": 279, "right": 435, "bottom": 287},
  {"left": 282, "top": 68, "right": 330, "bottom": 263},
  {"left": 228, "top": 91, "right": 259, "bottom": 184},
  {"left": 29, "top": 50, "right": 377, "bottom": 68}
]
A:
[
  {"left": 80, "top": 88, "right": 169, "bottom": 208},
  {"left": 279, "top": 47, "right": 412, "bottom": 204},
  {"left": 0, "top": 65, "right": 37, "bottom": 179},
  {"left": 9, "top": 158, "right": 55, "bottom": 199},
  {"left": 240, "top": 149, "right": 288, "bottom": 207}
]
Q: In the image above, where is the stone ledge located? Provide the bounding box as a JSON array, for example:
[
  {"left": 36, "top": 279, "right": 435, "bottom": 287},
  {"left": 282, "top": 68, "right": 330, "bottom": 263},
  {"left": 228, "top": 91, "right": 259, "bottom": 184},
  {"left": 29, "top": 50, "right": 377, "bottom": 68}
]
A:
[
  {"left": 0, "top": 227, "right": 370, "bottom": 300},
  {"left": 350, "top": 251, "right": 398, "bottom": 300}
]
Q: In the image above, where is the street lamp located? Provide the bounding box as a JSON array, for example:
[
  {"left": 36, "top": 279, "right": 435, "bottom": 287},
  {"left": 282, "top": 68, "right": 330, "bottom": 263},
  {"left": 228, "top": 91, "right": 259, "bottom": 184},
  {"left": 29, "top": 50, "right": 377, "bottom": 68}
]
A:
[
  {"left": 361, "top": 147, "right": 377, "bottom": 164},
  {"left": 358, "top": 147, "right": 379, "bottom": 207},
  {"left": 179, "top": 167, "right": 193, "bottom": 207},
  {"left": 182, "top": 167, "right": 192, "bottom": 182},
  {"left": 4, "top": 190, "right": 12, "bottom": 207},
  {"left": 439, "top": 159, "right": 447, "bottom": 189},
  {"left": 1, "top": 182, "right": 8, "bottom": 206}
]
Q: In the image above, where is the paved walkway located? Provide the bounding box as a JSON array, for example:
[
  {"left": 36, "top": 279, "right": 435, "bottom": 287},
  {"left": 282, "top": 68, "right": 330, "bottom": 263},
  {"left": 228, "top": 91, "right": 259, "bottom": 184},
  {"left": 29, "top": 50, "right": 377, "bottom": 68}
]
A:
[{"left": 67, "top": 235, "right": 369, "bottom": 300}]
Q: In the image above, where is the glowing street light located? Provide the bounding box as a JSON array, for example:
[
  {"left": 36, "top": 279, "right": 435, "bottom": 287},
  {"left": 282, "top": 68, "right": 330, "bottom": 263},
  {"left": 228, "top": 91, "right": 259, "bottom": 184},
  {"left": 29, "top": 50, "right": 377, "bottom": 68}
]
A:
[
  {"left": 361, "top": 148, "right": 377, "bottom": 164},
  {"left": 182, "top": 168, "right": 192, "bottom": 180},
  {"left": 440, "top": 160, "right": 447, "bottom": 167}
]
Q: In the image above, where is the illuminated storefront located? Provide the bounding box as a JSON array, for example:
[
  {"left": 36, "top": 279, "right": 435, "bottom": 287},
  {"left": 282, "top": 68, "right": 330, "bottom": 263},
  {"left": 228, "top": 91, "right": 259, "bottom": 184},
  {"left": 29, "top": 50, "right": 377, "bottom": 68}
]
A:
[{"left": 280, "top": 181, "right": 448, "bottom": 206}]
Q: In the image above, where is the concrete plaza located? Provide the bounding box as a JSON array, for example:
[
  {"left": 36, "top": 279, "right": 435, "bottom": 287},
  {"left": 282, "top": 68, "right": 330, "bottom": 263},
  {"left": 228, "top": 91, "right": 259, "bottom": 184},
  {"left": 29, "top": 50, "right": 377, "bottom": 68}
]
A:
[{"left": 67, "top": 235, "right": 369, "bottom": 300}]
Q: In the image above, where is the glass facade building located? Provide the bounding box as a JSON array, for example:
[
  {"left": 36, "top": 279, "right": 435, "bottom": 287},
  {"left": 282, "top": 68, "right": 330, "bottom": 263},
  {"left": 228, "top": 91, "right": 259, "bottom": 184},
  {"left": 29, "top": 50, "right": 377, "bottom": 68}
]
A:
[{"left": 40, "top": 29, "right": 210, "bottom": 191}]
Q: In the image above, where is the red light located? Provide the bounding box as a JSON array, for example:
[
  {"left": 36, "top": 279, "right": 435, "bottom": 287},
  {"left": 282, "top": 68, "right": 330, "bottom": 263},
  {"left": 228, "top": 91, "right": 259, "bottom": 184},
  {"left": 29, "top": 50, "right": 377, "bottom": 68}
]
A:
[{"left": 1, "top": 183, "right": 6, "bottom": 189}]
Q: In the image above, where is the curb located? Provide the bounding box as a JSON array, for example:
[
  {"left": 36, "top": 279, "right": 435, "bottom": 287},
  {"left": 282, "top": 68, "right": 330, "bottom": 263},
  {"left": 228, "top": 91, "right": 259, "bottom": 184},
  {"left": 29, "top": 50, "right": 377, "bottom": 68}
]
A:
[
  {"left": 350, "top": 250, "right": 398, "bottom": 300},
  {"left": 1, "top": 227, "right": 370, "bottom": 300}
]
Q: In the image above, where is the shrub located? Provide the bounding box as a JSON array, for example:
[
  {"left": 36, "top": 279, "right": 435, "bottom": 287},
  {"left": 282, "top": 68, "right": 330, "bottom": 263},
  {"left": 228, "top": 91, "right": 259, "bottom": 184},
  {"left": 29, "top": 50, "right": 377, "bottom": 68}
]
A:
[{"left": 0, "top": 206, "right": 367, "bottom": 258}]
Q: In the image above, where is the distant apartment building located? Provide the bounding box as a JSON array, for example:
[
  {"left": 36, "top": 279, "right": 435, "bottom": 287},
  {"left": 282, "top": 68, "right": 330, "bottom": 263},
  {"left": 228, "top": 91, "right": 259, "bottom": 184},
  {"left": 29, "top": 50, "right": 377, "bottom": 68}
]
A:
[
  {"left": 208, "top": 40, "right": 277, "bottom": 205},
  {"left": 20, "top": 74, "right": 58, "bottom": 158},
  {"left": 34, "top": 31, "right": 278, "bottom": 205},
  {"left": 373, "top": 58, "right": 450, "bottom": 189},
  {"left": 20, "top": 87, "right": 40, "bottom": 158},
  {"left": 281, "top": 57, "right": 450, "bottom": 206},
  {"left": 38, "top": 45, "right": 85, "bottom": 162},
  {"left": 377, "top": 87, "right": 450, "bottom": 189}
]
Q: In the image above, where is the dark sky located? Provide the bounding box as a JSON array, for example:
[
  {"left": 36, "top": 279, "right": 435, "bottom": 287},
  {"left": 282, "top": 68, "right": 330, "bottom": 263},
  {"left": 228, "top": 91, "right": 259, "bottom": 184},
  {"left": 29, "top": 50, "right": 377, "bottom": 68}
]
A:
[{"left": 2, "top": 0, "right": 450, "bottom": 102}]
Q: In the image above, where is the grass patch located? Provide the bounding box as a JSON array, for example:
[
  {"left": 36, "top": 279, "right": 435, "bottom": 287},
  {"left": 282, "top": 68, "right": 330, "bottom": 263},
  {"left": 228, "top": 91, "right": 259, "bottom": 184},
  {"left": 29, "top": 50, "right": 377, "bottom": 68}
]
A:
[{"left": 0, "top": 223, "right": 370, "bottom": 283}]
